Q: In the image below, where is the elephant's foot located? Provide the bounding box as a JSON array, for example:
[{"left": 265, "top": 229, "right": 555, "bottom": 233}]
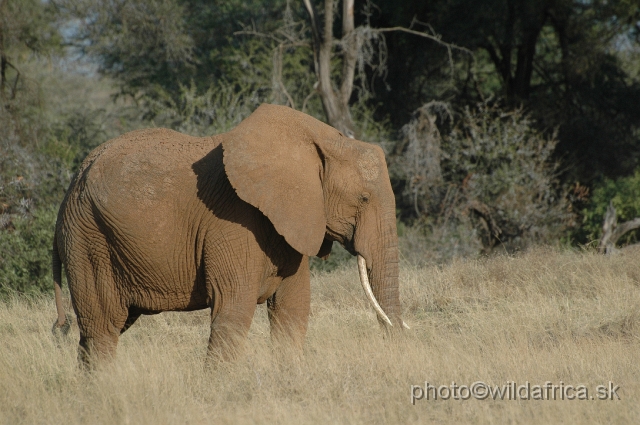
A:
[
  {"left": 267, "top": 315, "right": 307, "bottom": 355},
  {"left": 77, "top": 334, "right": 119, "bottom": 370},
  {"left": 206, "top": 301, "right": 256, "bottom": 363}
]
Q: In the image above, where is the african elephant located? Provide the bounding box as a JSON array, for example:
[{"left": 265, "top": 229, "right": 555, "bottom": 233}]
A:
[{"left": 52, "top": 104, "right": 406, "bottom": 366}]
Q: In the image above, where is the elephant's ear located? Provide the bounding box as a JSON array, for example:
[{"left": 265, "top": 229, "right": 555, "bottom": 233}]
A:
[{"left": 222, "top": 104, "right": 333, "bottom": 257}]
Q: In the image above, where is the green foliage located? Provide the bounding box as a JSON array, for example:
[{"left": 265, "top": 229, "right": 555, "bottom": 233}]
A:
[
  {"left": 0, "top": 1, "right": 146, "bottom": 295},
  {"left": 581, "top": 169, "right": 640, "bottom": 244},
  {"left": 0, "top": 206, "right": 58, "bottom": 296},
  {"left": 0, "top": 55, "right": 132, "bottom": 221},
  {"left": 0, "top": 0, "right": 62, "bottom": 65},
  {"left": 61, "top": 0, "right": 196, "bottom": 96},
  {"left": 59, "top": 0, "right": 291, "bottom": 100}
]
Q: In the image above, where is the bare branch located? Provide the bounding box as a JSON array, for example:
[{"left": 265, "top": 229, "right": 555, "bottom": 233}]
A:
[
  {"left": 340, "top": 0, "right": 357, "bottom": 104},
  {"left": 322, "top": 0, "right": 333, "bottom": 49},
  {"left": 343, "top": 0, "right": 354, "bottom": 34},
  {"left": 301, "top": 0, "right": 321, "bottom": 78},
  {"left": 302, "top": 0, "right": 321, "bottom": 45},
  {"left": 10, "top": 63, "right": 19, "bottom": 100},
  {"left": 372, "top": 25, "right": 473, "bottom": 82},
  {"left": 373, "top": 26, "right": 473, "bottom": 56},
  {"left": 0, "top": 57, "right": 20, "bottom": 100},
  {"left": 272, "top": 44, "right": 296, "bottom": 109},
  {"left": 612, "top": 219, "right": 640, "bottom": 245},
  {"left": 467, "top": 199, "right": 503, "bottom": 252},
  {"left": 234, "top": 29, "right": 309, "bottom": 48},
  {"left": 598, "top": 201, "right": 640, "bottom": 254},
  {"left": 301, "top": 88, "right": 317, "bottom": 113}
]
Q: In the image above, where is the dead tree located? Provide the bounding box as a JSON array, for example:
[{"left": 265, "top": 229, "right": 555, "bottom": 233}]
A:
[
  {"left": 301, "top": 0, "right": 471, "bottom": 138},
  {"left": 302, "top": 0, "right": 359, "bottom": 137},
  {"left": 239, "top": 1, "right": 471, "bottom": 137},
  {"left": 598, "top": 201, "right": 640, "bottom": 254}
]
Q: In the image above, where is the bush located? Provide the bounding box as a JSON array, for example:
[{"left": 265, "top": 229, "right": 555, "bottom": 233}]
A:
[
  {"left": 0, "top": 206, "right": 58, "bottom": 296},
  {"left": 580, "top": 169, "right": 640, "bottom": 245},
  {"left": 444, "top": 103, "right": 575, "bottom": 249},
  {"left": 396, "top": 101, "right": 575, "bottom": 262},
  {"left": 0, "top": 55, "right": 132, "bottom": 296}
]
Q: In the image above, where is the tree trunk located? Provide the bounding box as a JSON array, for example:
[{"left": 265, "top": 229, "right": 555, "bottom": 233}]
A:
[
  {"left": 483, "top": 0, "right": 547, "bottom": 103},
  {"left": 303, "top": 0, "right": 357, "bottom": 137},
  {"left": 0, "top": 21, "right": 6, "bottom": 98},
  {"left": 0, "top": 54, "right": 6, "bottom": 98}
]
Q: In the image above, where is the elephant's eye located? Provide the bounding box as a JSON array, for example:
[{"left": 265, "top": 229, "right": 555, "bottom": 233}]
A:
[{"left": 360, "top": 193, "right": 370, "bottom": 203}]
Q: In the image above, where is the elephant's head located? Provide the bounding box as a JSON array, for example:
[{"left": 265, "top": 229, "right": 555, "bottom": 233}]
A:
[{"left": 222, "top": 104, "right": 406, "bottom": 330}]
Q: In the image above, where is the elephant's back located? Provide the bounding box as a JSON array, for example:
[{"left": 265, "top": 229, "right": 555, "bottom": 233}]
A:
[
  {"left": 75, "top": 129, "right": 215, "bottom": 203},
  {"left": 60, "top": 128, "right": 222, "bottom": 246},
  {"left": 56, "top": 128, "right": 224, "bottom": 288},
  {"left": 79, "top": 128, "right": 215, "bottom": 178}
]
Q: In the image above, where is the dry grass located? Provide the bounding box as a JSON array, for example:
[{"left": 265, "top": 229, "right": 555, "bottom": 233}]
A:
[{"left": 1, "top": 247, "right": 639, "bottom": 424}]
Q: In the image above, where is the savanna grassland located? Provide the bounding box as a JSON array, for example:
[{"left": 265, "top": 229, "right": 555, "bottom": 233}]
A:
[{"left": 1, "top": 248, "right": 639, "bottom": 424}]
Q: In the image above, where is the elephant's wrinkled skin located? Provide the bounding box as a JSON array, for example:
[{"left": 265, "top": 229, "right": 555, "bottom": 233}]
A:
[{"left": 52, "top": 104, "right": 404, "bottom": 366}]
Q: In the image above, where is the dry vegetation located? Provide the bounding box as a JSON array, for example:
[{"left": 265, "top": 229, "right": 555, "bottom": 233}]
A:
[{"left": 1, "top": 248, "right": 639, "bottom": 424}]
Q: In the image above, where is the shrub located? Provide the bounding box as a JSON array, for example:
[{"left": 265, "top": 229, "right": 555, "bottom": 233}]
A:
[
  {"left": 444, "top": 103, "right": 575, "bottom": 250},
  {"left": 581, "top": 169, "right": 640, "bottom": 245},
  {"left": 396, "top": 101, "right": 575, "bottom": 262},
  {"left": 144, "top": 81, "right": 264, "bottom": 136},
  {"left": 0, "top": 206, "right": 58, "bottom": 296}
]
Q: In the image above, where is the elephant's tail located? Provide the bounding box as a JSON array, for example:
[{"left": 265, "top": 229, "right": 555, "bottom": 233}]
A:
[{"left": 52, "top": 233, "right": 70, "bottom": 335}]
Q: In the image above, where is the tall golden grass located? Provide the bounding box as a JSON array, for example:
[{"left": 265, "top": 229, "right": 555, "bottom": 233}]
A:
[{"left": 1, "top": 248, "right": 639, "bottom": 424}]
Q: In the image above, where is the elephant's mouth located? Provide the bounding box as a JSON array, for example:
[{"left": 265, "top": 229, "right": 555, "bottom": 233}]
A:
[
  {"left": 342, "top": 239, "right": 357, "bottom": 256},
  {"left": 323, "top": 222, "right": 357, "bottom": 255}
]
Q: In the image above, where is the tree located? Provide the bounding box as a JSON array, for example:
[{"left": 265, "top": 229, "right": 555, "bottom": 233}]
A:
[
  {"left": 302, "top": 0, "right": 359, "bottom": 136},
  {"left": 57, "top": 0, "right": 195, "bottom": 98},
  {"left": 0, "top": 0, "right": 60, "bottom": 101},
  {"left": 299, "top": 0, "right": 469, "bottom": 137},
  {"left": 370, "top": 0, "right": 640, "bottom": 183}
]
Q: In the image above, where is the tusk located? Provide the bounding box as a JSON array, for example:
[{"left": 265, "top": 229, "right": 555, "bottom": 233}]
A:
[
  {"left": 402, "top": 321, "right": 410, "bottom": 330},
  {"left": 357, "top": 255, "right": 393, "bottom": 327}
]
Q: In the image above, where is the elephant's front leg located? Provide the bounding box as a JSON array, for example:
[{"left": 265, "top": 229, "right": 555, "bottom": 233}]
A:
[
  {"left": 267, "top": 256, "right": 311, "bottom": 352},
  {"left": 207, "top": 286, "right": 258, "bottom": 362},
  {"left": 205, "top": 247, "right": 261, "bottom": 362}
]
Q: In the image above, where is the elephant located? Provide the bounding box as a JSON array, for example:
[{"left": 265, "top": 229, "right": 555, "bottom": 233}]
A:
[{"left": 51, "top": 104, "right": 406, "bottom": 366}]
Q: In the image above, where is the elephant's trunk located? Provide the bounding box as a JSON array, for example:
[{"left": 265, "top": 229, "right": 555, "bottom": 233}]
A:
[
  {"left": 355, "top": 208, "right": 407, "bottom": 330},
  {"left": 357, "top": 255, "right": 409, "bottom": 329}
]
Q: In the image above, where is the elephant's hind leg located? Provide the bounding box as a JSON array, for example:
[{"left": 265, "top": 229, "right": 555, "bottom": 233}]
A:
[
  {"left": 77, "top": 303, "right": 129, "bottom": 368},
  {"left": 68, "top": 254, "right": 128, "bottom": 368}
]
